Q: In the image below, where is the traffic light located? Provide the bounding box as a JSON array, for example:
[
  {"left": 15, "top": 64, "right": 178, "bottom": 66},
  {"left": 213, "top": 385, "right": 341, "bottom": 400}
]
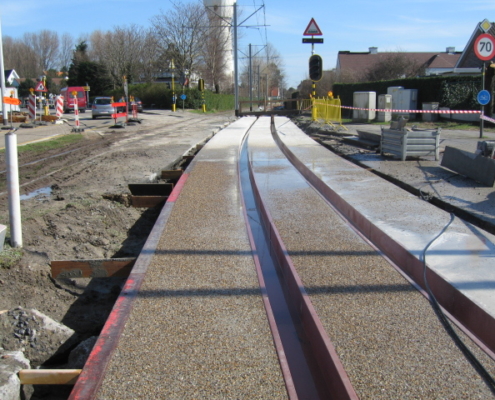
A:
[
  {"left": 309, "top": 54, "right": 323, "bottom": 82},
  {"left": 198, "top": 79, "right": 205, "bottom": 91}
]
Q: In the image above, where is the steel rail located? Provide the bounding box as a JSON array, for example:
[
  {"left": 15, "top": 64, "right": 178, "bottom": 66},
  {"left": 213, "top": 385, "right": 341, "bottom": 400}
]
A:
[{"left": 240, "top": 122, "right": 359, "bottom": 399}]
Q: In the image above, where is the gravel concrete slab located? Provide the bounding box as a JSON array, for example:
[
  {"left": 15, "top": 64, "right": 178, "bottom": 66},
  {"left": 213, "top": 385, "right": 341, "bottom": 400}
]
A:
[
  {"left": 95, "top": 117, "right": 287, "bottom": 399},
  {"left": 249, "top": 116, "right": 495, "bottom": 399},
  {"left": 274, "top": 117, "right": 495, "bottom": 323}
]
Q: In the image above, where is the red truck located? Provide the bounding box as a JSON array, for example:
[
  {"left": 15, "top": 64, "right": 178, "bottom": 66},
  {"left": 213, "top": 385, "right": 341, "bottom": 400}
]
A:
[{"left": 60, "top": 86, "right": 88, "bottom": 113}]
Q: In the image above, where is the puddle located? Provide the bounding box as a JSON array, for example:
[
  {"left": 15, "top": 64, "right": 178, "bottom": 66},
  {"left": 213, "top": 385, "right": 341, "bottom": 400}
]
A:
[{"left": 20, "top": 186, "right": 52, "bottom": 201}]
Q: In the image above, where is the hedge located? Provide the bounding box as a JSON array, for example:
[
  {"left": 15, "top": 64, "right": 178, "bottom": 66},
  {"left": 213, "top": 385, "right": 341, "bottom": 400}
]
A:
[{"left": 108, "top": 83, "right": 235, "bottom": 111}]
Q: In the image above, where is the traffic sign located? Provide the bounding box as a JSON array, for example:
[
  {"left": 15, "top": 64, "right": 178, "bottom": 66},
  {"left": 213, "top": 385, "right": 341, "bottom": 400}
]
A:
[
  {"left": 3, "top": 97, "right": 21, "bottom": 105},
  {"left": 34, "top": 81, "right": 47, "bottom": 92},
  {"left": 477, "top": 89, "right": 491, "bottom": 105},
  {"left": 303, "top": 18, "right": 323, "bottom": 36},
  {"left": 302, "top": 38, "right": 324, "bottom": 44},
  {"left": 474, "top": 33, "right": 495, "bottom": 61},
  {"left": 180, "top": 94, "right": 187, "bottom": 100}
]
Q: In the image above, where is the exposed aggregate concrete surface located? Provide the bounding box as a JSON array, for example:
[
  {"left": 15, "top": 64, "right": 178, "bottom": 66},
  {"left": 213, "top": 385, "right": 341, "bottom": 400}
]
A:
[
  {"left": 248, "top": 116, "right": 495, "bottom": 399},
  {"left": 95, "top": 117, "right": 288, "bottom": 399}
]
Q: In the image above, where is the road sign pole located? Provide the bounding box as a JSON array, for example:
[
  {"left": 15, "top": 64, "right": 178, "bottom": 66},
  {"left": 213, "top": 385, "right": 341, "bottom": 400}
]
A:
[{"left": 481, "top": 62, "right": 485, "bottom": 138}]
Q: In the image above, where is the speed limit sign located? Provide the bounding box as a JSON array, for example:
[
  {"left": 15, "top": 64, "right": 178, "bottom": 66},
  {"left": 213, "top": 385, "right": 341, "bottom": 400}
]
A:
[{"left": 474, "top": 33, "right": 495, "bottom": 61}]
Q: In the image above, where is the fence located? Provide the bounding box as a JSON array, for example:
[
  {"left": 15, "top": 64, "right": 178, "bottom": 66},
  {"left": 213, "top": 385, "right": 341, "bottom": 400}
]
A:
[{"left": 311, "top": 97, "right": 346, "bottom": 130}]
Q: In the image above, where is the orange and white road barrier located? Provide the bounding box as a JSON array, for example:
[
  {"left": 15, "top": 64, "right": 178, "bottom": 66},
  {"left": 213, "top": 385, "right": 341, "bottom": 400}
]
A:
[
  {"left": 56, "top": 95, "right": 64, "bottom": 118},
  {"left": 111, "top": 101, "right": 127, "bottom": 126},
  {"left": 28, "top": 94, "right": 36, "bottom": 120}
]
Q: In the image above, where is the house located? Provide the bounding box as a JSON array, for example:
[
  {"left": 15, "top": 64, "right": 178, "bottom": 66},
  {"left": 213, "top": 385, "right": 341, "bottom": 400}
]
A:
[
  {"left": 4, "top": 69, "right": 20, "bottom": 87},
  {"left": 336, "top": 47, "right": 462, "bottom": 82},
  {"left": 454, "top": 20, "right": 495, "bottom": 74}
]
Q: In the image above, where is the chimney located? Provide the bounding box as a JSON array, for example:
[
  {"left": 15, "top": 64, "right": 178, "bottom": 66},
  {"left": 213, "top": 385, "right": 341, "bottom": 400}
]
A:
[
  {"left": 369, "top": 47, "right": 378, "bottom": 54},
  {"left": 446, "top": 46, "right": 455, "bottom": 54}
]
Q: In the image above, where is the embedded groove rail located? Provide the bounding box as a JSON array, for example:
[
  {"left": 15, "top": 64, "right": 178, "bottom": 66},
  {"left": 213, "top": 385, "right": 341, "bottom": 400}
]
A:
[{"left": 66, "top": 116, "right": 495, "bottom": 399}]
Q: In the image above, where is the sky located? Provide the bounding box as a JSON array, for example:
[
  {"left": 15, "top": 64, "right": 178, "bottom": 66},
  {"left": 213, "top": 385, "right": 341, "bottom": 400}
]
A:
[{"left": 1, "top": 0, "right": 495, "bottom": 88}]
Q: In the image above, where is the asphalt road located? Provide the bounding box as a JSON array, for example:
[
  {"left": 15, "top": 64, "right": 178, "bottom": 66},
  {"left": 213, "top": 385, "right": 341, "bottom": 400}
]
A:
[{"left": 0, "top": 109, "right": 171, "bottom": 149}]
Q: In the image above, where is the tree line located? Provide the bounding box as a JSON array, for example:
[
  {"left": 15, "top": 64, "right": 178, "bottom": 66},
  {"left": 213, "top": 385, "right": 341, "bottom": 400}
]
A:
[{"left": 3, "top": 0, "right": 286, "bottom": 100}]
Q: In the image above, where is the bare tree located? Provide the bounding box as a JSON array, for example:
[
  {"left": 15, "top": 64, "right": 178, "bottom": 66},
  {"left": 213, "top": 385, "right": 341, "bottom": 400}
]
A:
[
  {"left": 240, "top": 43, "right": 286, "bottom": 98},
  {"left": 139, "top": 29, "right": 164, "bottom": 84},
  {"left": 89, "top": 25, "right": 147, "bottom": 87},
  {"left": 151, "top": 1, "right": 209, "bottom": 82},
  {"left": 23, "top": 30, "right": 59, "bottom": 72},
  {"left": 59, "top": 33, "right": 75, "bottom": 72},
  {"left": 3, "top": 36, "right": 38, "bottom": 78},
  {"left": 199, "top": 14, "right": 230, "bottom": 92},
  {"left": 364, "top": 52, "right": 425, "bottom": 81}
]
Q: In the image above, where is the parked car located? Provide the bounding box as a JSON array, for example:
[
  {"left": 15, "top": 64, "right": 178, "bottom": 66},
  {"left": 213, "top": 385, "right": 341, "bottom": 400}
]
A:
[{"left": 92, "top": 97, "right": 115, "bottom": 119}]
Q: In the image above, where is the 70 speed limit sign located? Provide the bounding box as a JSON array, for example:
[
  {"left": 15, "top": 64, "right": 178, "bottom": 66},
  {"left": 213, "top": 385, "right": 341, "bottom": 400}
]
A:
[{"left": 474, "top": 33, "right": 495, "bottom": 61}]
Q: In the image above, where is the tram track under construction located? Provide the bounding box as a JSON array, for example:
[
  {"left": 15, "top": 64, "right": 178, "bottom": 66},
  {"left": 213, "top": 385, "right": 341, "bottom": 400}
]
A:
[{"left": 57, "top": 115, "right": 495, "bottom": 399}]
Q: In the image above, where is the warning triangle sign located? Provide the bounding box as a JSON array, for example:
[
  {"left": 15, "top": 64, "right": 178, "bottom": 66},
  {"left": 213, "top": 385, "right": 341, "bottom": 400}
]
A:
[
  {"left": 35, "top": 81, "right": 47, "bottom": 92},
  {"left": 303, "top": 18, "right": 323, "bottom": 36}
]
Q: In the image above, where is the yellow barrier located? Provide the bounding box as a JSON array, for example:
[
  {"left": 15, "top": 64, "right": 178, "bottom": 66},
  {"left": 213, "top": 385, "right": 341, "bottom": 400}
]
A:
[{"left": 311, "top": 97, "right": 347, "bottom": 130}]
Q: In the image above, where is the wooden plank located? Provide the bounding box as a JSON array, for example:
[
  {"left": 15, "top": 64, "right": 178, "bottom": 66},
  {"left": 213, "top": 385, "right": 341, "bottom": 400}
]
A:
[
  {"left": 19, "top": 369, "right": 81, "bottom": 385},
  {"left": 128, "top": 183, "right": 174, "bottom": 196},
  {"left": 51, "top": 258, "right": 136, "bottom": 279},
  {"left": 161, "top": 169, "right": 183, "bottom": 181},
  {"left": 130, "top": 195, "right": 167, "bottom": 208}
]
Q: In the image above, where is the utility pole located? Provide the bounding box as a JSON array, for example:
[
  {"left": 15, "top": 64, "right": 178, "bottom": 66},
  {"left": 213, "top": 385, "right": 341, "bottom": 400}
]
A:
[
  {"left": 0, "top": 16, "right": 22, "bottom": 247},
  {"left": 233, "top": 2, "right": 239, "bottom": 116},
  {"left": 249, "top": 44, "right": 253, "bottom": 111}
]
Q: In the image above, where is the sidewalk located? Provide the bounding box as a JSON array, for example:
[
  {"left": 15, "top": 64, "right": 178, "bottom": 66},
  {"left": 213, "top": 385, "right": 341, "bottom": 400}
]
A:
[{"left": 339, "top": 123, "right": 495, "bottom": 233}]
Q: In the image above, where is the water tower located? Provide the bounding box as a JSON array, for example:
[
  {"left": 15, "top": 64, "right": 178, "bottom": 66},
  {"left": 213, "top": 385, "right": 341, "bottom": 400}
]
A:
[{"left": 203, "top": 0, "right": 235, "bottom": 82}]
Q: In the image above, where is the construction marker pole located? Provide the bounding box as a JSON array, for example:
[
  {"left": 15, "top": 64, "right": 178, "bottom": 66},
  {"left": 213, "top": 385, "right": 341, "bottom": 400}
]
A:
[
  {"left": 28, "top": 93, "right": 36, "bottom": 121},
  {"left": 74, "top": 94, "right": 80, "bottom": 131},
  {"left": 5, "top": 130, "right": 22, "bottom": 247}
]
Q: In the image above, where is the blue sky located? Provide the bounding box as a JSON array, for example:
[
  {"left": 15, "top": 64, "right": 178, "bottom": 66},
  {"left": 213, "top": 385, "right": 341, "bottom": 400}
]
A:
[{"left": 1, "top": 0, "right": 494, "bottom": 87}]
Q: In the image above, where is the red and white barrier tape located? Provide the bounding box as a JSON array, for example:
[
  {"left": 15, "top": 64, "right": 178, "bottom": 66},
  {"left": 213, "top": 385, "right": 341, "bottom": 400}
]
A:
[
  {"left": 339, "top": 105, "right": 481, "bottom": 114},
  {"left": 480, "top": 114, "right": 495, "bottom": 124}
]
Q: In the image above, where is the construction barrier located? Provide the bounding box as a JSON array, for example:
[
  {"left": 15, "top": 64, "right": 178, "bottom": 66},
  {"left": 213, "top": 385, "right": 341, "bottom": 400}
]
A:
[
  {"left": 111, "top": 102, "right": 127, "bottom": 125},
  {"left": 312, "top": 97, "right": 346, "bottom": 129},
  {"left": 55, "top": 95, "right": 64, "bottom": 118},
  {"left": 28, "top": 95, "right": 36, "bottom": 120},
  {"left": 131, "top": 102, "right": 137, "bottom": 119}
]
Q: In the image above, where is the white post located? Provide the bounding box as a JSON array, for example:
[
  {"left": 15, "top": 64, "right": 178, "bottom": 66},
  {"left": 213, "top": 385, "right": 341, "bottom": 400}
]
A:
[
  {"left": 0, "top": 15, "right": 22, "bottom": 247},
  {"left": 5, "top": 131, "right": 22, "bottom": 247}
]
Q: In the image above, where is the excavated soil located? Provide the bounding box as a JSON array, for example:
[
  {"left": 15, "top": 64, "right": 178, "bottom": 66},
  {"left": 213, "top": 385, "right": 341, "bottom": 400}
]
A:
[
  {"left": 0, "top": 110, "right": 236, "bottom": 399},
  {"left": 2, "top": 111, "right": 490, "bottom": 399}
]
